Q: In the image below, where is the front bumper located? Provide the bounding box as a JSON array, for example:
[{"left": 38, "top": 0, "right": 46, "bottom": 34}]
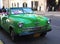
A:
[
  {"left": 19, "top": 29, "right": 51, "bottom": 36},
  {"left": 18, "top": 26, "right": 51, "bottom": 36}
]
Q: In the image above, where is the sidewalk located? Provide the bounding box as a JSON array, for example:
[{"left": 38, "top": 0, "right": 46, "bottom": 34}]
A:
[
  {"left": 0, "top": 40, "right": 4, "bottom": 44},
  {"left": 35, "top": 11, "right": 60, "bottom": 16}
]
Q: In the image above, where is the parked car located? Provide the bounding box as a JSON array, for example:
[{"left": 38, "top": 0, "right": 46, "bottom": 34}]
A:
[{"left": 0, "top": 7, "right": 51, "bottom": 41}]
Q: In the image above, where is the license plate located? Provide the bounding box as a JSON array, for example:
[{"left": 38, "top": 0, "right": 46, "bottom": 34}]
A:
[{"left": 33, "top": 33, "right": 40, "bottom": 38}]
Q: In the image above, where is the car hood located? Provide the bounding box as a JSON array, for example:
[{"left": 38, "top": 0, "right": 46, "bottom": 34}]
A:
[{"left": 9, "top": 14, "right": 48, "bottom": 27}]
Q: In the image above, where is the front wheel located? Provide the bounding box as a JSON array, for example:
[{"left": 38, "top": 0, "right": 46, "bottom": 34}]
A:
[
  {"left": 40, "top": 32, "right": 47, "bottom": 37},
  {"left": 10, "top": 30, "right": 16, "bottom": 41}
]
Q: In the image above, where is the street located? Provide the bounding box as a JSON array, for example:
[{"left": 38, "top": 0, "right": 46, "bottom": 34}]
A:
[{"left": 0, "top": 12, "right": 60, "bottom": 44}]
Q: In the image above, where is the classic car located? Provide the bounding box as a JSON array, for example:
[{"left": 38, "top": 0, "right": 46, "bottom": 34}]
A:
[{"left": 0, "top": 7, "right": 51, "bottom": 41}]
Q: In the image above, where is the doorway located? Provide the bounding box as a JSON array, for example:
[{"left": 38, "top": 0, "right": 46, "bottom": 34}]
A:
[
  {"left": 23, "top": 2, "right": 27, "bottom": 7},
  {"left": 47, "top": 0, "right": 60, "bottom": 11},
  {"left": 31, "top": 1, "right": 38, "bottom": 11}
]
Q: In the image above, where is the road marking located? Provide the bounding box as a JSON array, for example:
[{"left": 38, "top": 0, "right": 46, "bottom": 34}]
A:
[{"left": 0, "top": 40, "right": 4, "bottom": 44}]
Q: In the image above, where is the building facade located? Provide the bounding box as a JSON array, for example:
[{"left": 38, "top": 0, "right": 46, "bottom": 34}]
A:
[
  {"left": 1, "top": 0, "right": 60, "bottom": 11},
  {"left": 0, "top": 0, "right": 3, "bottom": 8},
  {"left": 1, "top": 0, "right": 47, "bottom": 12}
]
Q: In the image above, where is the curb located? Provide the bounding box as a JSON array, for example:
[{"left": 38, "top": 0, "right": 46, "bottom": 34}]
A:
[{"left": 0, "top": 40, "right": 4, "bottom": 44}]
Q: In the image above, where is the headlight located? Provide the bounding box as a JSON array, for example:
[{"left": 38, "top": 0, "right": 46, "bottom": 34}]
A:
[
  {"left": 18, "top": 22, "right": 23, "bottom": 27},
  {"left": 48, "top": 19, "right": 51, "bottom": 24}
]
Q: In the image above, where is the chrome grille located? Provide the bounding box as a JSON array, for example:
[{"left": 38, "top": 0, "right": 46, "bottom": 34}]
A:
[{"left": 23, "top": 26, "right": 41, "bottom": 32}]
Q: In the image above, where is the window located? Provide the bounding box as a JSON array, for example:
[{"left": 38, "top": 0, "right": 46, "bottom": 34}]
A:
[
  {"left": 23, "top": 8, "right": 33, "bottom": 13},
  {"left": 11, "top": 8, "right": 23, "bottom": 14},
  {"left": 31, "top": 1, "right": 33, "bottom": 9},
  {"left": 35, "top": 1, "right": 38, "bottom": 10},
  {"left": 31, "top": 1, "right": 38, "bottom": 11},
  {"left": 14, "top": 3, "right": 16, "bottom": 7},
  {"left": 23, "top": 2, "right": 27, "bottom": 7},
  {"left": 12, "top": 3, "right": 13, "bottom": 7},
  {"left": 17, "top": 3, "right": 19, "bottom": 7}
]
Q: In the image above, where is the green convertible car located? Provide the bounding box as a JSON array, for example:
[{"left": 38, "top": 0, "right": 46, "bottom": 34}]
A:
[{"left": 0, "top": 7, "right": 51, "bottom": 41}]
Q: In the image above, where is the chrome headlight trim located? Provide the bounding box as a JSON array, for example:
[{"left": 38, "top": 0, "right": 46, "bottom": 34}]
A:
[
  {"left": 48, "top": 19, "right": 51, "bottom": 24},
  {"left": 18, "top": 22, "right": 23, "bottom": 27}
]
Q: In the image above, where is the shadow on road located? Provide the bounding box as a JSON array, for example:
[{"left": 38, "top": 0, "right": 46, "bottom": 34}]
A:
[
  {"left": 0, "top": 28, "right": 48, "bottom": 44},
  {"left": 15, "top": 36, "right": 47, "bottom": 44}
]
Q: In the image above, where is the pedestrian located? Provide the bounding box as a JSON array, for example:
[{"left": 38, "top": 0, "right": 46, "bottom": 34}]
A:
[
  {"left": 2, "top": 6, "right": 7, "bottom": 16},
  {"left": 0, "top": 9, "right": 2, "bottom": 13},
  {"left": 2, "top": 6, "right": 6, "bottom": 12}
]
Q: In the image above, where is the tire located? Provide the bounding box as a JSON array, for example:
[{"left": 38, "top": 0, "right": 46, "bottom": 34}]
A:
[
  {"left": 40, "top": 32, "right": 47, "bottom": 37},
  {"left": 0, "top": 26, "right": 2, "bottom": 29},
  {"left": 10, "top": 29, "right": 16, "bottom": 41}
]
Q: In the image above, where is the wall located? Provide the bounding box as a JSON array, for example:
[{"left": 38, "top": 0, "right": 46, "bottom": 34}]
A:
[
  {"left": 2, "top": 0, "right": 47, "bottom": 12},
  {"left": 38, "top": 0, "right": 47, "bottom": 12},
  {"left": 3, "top": 0, "right": 9, "bottom": 8},
  {"left": 10, "top": 0, "right": 31, "bottom": 7},
  {"left": 0, "top": 0, "right": 3, "bottom": 8}
]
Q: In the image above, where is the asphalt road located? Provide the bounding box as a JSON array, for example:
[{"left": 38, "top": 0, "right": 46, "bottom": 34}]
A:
[{"left": 0, "top": 12, "right": 60, "bottom": 44}]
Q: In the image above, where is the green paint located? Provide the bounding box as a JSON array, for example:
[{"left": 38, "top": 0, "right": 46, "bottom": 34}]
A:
[{"left": 0, "top": 8, "right": 51, "bottom": 35}]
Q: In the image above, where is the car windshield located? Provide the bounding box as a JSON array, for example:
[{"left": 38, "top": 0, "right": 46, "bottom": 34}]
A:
[
  {"left": 23, "top": 8, "right": 34, "bottom": 14},
  {"left": 10, "top": 8, "right": 34, "bottom": 15},
  {"left": 11, "top": 9, "right": 23, "bottom": 14}
]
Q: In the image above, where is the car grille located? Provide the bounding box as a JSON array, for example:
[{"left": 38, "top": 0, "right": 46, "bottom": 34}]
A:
[
  {"left": 23, "top": 24, "right": 48, "bottom": 32},
  {"left": 23, "top": 26, "right": 42, "bottom": 32}
]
